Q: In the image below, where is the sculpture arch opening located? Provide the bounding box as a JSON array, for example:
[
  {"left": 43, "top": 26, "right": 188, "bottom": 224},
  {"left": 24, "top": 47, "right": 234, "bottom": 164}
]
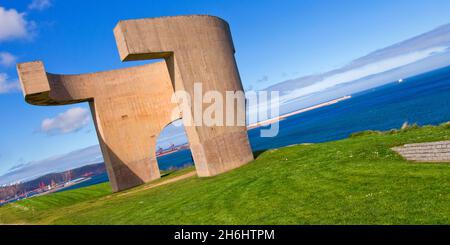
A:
[{"left": 155, "top": 119, "right": 194, "bottom": 175}]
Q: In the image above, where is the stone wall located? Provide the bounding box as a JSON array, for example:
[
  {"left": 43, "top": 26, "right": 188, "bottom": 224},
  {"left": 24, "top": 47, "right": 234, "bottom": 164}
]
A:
[{"left": 392, "top": 141, "right": 450, "bottom": 162}]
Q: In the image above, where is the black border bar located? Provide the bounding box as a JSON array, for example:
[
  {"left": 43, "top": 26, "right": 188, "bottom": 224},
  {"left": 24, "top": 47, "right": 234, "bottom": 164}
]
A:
[{"left": 0, "top": 225, "right": 449, "bottom": 243}]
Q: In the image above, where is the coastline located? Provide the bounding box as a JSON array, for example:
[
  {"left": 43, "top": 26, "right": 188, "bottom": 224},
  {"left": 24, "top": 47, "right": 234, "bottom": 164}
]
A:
[{"left": 247, "top": 95, "right": 352, "bottom": 129}]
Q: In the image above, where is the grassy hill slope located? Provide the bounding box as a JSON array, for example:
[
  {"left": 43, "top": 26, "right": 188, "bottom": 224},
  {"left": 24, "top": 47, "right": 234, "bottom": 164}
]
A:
[{"left": 0, "top": 123, "right": 449, "bottom": 224}]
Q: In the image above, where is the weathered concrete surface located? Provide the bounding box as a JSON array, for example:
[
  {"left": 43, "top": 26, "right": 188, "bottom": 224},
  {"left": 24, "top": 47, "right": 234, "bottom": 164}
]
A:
[
  {"left": 114, "top": 15, "right": 254, "bottom": 177},
  {"left": 17, "top": 15, "right": 254, "bottom": 192},
  {"left": 392, "top": 141, "right": 450, "bottom": 162}
]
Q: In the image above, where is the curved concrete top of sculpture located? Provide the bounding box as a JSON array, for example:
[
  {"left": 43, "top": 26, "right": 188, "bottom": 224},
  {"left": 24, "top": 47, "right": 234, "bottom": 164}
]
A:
[
  {"left": 16, "top": 60, "right": 168, "bottom": 106},
  {"left": 114, "top": 14, "right": 235, "bottom": 61}
]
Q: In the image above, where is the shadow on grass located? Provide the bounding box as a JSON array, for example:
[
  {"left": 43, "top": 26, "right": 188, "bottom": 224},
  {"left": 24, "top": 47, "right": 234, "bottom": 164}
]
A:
[
  {"left": 253, "top": 150, "right": 268, "bottom": 159},
  {"left": 160, "top": 170, "right": 179, "bottom": 178}
]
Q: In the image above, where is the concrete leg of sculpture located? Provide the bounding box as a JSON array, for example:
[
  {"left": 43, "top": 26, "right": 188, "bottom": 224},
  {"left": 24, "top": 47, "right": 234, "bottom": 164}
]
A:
[
  {"left": 165, "top": 55, "right": 254, "bottom": 177},
  {"left": 89, "top": 101, "right": 162, "bottom": 191},
  {"left": 114, "top": 15, "right": 255, "bottom": 177}
]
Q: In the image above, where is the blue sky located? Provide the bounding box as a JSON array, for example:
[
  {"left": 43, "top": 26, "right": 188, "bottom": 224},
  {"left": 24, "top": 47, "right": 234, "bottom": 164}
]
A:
[{"left": 1, "top": 0, "right": 450, "bottom": 182}]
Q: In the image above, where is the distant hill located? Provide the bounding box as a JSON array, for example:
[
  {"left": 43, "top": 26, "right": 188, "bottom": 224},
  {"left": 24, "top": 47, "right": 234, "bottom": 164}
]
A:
[
  {"left": 0, "top": 163, "right": 106, "bottom": 201},
  {"left": 0, "top": 145, "right": 103, "bottom": 186}
]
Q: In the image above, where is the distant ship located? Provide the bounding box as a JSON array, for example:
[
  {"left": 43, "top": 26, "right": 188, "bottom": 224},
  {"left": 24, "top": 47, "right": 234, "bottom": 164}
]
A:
[
  {"left": 398, "top": 79, "right": 403, "bottom": 83},
  {"left": 156, "top": 144, "right": 189, "bottom": 157}
]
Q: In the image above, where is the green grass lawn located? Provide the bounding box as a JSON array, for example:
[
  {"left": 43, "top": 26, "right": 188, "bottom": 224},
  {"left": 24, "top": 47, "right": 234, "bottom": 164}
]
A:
[{"left": 1, "top": 123, "right": 449, "bottom": 225}]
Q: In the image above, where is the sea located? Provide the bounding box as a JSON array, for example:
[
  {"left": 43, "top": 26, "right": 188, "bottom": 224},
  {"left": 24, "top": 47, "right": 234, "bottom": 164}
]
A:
[{"left": 66, "top": 65, "right": 450, "bottom": 191}]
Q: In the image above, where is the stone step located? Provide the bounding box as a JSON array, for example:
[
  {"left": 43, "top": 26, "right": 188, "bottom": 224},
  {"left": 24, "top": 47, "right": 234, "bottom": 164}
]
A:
[
  {"left": 396, "top": 151, "right": 450, "bottom": 156},
  {"left": 401, "top": 158, "right": 450, "bottom": 162},
  {"left": 400, "top": 147, "right": 450, "bottom": 152},
  {"left": 391, "top": 141, "right": 450, "bottom": 163},
  {"left": 402, "top": 141, "right": 450, "bottom": 147},
  {"left": 402, "top": 154, "right": 450, "bottom": 160},
  {"left": 394, "top": 148, "right": 450, "bottom": 154},
  {"left": 393, "top": 144, "right": 448, "bottom": 148}
]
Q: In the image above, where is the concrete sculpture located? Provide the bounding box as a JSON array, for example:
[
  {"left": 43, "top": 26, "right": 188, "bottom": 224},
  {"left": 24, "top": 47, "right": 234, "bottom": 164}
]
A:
[{"left": 17, "top": 15, "right": 254, "bottom": 192}]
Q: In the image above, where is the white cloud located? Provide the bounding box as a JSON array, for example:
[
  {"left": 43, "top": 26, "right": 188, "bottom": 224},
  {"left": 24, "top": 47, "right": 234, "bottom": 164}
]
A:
[
  {"left": 0, "top": 73, "right": 20, "bottom": 93},
  {"left": 0, "top": 52, "right": 17, "bottom": 67},
  {"left": 40, "top": 107, "right": 91, "bottom": 135},
  {"left": 0, "top": 6, "right": 34, "bottom": 41},
  {"left": 28, "top": 0, "right": 52, "bottom": 11},
  {"left": 282, "top": 46, "right": 449, "bottom": 101}
]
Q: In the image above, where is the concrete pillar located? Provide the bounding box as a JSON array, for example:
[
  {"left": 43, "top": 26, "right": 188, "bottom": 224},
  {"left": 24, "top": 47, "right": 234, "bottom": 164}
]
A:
[{"left": 114, "top": 15, "right": 254, "bottom": 177}]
